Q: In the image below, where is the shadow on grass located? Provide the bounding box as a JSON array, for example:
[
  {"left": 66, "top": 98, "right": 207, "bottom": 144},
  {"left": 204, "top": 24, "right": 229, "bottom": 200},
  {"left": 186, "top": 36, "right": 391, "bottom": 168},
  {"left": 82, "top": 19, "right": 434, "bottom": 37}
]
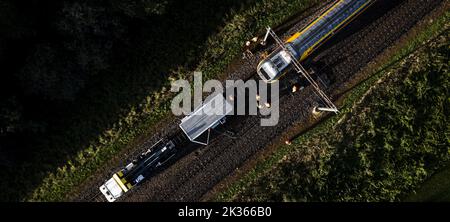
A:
[{"left": 0, "top": 0, "right": 258, "bottom": 201}]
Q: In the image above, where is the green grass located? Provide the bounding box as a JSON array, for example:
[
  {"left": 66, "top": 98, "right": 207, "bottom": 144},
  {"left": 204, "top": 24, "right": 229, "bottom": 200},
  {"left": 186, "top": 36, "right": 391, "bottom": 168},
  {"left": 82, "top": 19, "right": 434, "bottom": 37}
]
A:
[
  {"left": 405, "top": 163, "right": 450, "bottom": 202},
  {"left": 215, "top": 10, "right": 449, "bottom": 202},
  {"left": 26, "top": 0, "right": 322, "bottom": 202}
]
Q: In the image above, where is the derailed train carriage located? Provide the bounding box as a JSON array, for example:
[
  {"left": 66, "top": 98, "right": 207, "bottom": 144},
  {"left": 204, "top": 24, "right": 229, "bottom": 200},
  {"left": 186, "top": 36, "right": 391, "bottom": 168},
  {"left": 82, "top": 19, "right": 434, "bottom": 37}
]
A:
[
  {"left": 99, "top": 0, "right": 374, "bottom": 202},
  {"left": 257, "top": 0, "right": 374, "bottom": 83}
]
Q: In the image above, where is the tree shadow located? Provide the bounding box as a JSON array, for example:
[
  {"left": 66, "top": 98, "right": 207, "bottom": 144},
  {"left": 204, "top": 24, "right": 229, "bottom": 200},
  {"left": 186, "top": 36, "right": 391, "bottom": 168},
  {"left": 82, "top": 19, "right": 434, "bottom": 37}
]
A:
[{"left": 0, "top": 0, "right": 258, "bottom": 201}]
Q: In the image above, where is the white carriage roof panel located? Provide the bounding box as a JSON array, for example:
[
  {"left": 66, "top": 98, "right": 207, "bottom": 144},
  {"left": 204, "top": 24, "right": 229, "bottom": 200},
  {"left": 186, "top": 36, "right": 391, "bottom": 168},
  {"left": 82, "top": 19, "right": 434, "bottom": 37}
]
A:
[{"left": 180, "top": 94, "right": 233, "bottom": 141}]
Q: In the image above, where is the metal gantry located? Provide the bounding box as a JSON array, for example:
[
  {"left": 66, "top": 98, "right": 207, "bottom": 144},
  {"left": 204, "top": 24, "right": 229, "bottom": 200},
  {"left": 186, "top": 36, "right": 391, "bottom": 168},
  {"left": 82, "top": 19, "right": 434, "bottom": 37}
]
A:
[{"left": 264, "top": 27, "right": 338, "bottom": 113}]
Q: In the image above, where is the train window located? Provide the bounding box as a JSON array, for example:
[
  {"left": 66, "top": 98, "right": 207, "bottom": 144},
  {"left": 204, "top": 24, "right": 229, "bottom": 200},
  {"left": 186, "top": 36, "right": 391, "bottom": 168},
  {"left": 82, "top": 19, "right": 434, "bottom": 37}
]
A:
[
  {"left": 273, "top": 56, "right": 281, "bottom": 65},
  {"left": 276, "top": 62, "right": 284, "bottom": 70},
  {"left": 273, "top": 56, "right": 285, "bottom": 69},
  {"left": 259, "top": 67, "right": 271, "bottom": 80}
]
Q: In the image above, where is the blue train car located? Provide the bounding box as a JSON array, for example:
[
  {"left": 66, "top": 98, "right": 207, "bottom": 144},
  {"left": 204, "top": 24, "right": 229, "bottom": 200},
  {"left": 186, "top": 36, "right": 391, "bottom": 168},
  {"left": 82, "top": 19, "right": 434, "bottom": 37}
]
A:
[{"left": 257, "top": 0, "right": 374, "bottom": 83}]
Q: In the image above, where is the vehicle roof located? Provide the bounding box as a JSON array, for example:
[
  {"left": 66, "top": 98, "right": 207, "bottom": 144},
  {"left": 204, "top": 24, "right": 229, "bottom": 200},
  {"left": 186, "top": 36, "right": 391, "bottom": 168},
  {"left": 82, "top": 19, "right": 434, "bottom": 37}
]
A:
[
  {"left": 179, "top": 93, "right": 233, "bottom": 142},
  {"left": 100, "top": 177, "right": 123, "bottom": 202}
]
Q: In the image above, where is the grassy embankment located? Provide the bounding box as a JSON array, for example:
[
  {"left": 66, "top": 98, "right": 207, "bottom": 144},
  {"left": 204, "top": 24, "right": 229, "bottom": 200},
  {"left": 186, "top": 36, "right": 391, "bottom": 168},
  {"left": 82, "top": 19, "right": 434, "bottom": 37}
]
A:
[
  {"left": 27, "top": 0, "right": 322, "bottom": 201},
  {"left": 216, "top": 10, "right": 449, "bottom": 202},
  {"left": 406, "top": 162, "right": 450, "bottom": 201}
]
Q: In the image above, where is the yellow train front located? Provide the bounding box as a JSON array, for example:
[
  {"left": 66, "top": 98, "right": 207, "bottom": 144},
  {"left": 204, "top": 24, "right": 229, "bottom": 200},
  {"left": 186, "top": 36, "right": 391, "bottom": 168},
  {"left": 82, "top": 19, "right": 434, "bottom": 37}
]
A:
[
  {"left": 100, "top": 140, "right": 177, "bottom": 202},
  {"left": 257, "top": 0, "right": 374, "bottom": 83}
]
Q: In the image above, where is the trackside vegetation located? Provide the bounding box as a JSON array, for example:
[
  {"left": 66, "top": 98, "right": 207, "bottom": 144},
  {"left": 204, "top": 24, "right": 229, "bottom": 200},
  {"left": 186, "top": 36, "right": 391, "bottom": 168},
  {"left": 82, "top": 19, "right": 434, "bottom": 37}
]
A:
[
  {"left": 406, "top": 163, "right": 450, "bottom": 201},
  {"left": 21, "top": 0, "right": 323, "bottom": 201},
  {"left": 216, "top": 11, "right": 449, "bottom": 202}
]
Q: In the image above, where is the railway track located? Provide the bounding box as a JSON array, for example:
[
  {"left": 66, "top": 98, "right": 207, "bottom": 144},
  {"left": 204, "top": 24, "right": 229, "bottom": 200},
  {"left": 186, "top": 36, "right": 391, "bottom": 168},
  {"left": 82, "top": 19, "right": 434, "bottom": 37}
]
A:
[{"left": 72, "top": 0, "right": 446, "bottom": 202}]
